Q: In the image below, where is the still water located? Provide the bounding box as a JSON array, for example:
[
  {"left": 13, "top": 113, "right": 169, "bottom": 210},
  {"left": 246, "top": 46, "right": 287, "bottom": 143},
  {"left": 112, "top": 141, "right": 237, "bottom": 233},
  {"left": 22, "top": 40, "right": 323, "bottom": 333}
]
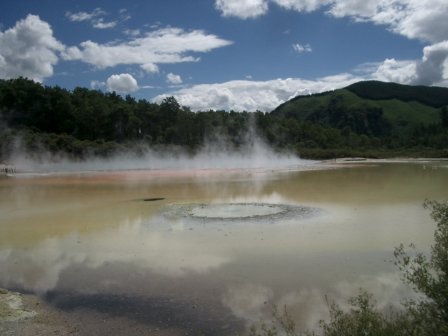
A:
[{"left": 1, "top": 161, "right": 448, "bottom": 335}]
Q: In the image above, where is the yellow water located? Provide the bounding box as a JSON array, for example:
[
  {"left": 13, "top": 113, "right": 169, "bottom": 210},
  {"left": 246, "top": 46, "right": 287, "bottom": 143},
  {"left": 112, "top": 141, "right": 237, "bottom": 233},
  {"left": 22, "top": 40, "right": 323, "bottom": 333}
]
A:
[{"left": 0, "top": 161, "right": 447, "bottom": 334}]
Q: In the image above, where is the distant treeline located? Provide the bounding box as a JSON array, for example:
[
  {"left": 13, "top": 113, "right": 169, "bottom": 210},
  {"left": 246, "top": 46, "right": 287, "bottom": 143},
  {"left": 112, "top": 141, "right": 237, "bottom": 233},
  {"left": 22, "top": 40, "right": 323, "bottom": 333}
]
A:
[
  {"left": 346, "top": 80, "right": 448, "bottom": 108},
  {"left": 0, "top": 77, "right": 447, "bottom": 161}
]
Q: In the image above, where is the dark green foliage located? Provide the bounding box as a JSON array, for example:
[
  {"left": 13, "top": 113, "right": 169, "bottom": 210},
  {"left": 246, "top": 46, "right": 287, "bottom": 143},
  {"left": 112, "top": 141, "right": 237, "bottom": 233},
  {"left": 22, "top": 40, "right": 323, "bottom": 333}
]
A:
[
  {"left": 441, "top": 107, "right": 448, "bottom": 128},
  {"left": 347, "top": 81, "right": 448, "bottom": 108},
  {"left": 319, "top": 291, "right": 414, "bottom": 336},
  {"left": 0, "top": 78, "right": 447, "bottom": 162},
  {"left": 250, "top": 201, "right": 448, "bottom": 336},
  {"left": 393, "top": 200, "right": 448, "bottom": 335}
]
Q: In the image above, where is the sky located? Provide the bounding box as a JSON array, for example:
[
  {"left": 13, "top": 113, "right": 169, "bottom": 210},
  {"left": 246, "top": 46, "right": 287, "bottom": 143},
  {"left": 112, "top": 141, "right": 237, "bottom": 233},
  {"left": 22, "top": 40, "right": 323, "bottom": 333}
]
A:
[{"left": 0, "top": 0, "right": 447, "bottom": 112}]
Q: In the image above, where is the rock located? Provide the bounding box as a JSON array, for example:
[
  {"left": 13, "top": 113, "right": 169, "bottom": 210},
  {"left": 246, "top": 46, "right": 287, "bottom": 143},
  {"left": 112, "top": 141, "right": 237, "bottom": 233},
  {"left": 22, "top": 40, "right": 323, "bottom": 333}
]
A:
[{"left": 0, "top": 288, "right": 36, "bottom": 322}]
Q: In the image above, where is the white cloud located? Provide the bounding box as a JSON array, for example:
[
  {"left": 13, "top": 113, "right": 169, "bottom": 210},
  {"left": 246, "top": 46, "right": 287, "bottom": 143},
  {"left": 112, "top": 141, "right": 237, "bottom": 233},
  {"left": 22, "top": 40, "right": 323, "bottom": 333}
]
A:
[
  {"left": 66, "top": 8, "right": 117, "bottom": 30},
  {"left": 66, "top": 8, "right": 105, "bottom": 22},
  {"left": 119, "top": 8, "right": 132, "bottom": 22},
  {"left": 0, "top": 14, "right": 64, "bottom": 82},
  {"left": 154, "top": 35, "right": 448, "bottom": 112},
  {"left": 415, "top": 40, "right": 448, "bottom": 85},
  {"left": 140, "top": 63, "right": 159, "bottom": 74},
  {"left": 154, "top": 74, "right": 361, "bottom": 112},
  {"left": 106, "top": 73, "right": 139, "bottom": 93},
  {"left": 61, "top": 27, "right": 233, "bottom": 68},
  {"left": 272, "top": 0, "right": 331, "bottom": 12},
  {"left": 328, "top": 0, "right": 448, "bottom": 43},
  {"left": 215, "top": 0, "right": 448, "bottom": 43},
  {"left": 215, "top": 0, "right": 269, "bottom": 19},
  {"left": 372, "top": 58, "right": 418, "bottom": 84},
  {"left": 371, "top": 40, "right": 448, "bottom": 86},
  {"left": 124, "top": 28, "right": 141, "bottom": 37},
  {"left": 166, "top": 73, "right": 183, "bottom": 84},
  {"left": 326, "top": 0, "right": 381, "bottom": 19},
  {"left": 292, "top": 43, "right": 312, "bottom": 53},
  {"left": 213, "top": 0, "right": 448, "bottom": 92},
  {"left": 92, "top": 19, "right": 117, "bottom": 29},
  {"left": 90, "top": 80, "right": 105, "bottom": 90}
]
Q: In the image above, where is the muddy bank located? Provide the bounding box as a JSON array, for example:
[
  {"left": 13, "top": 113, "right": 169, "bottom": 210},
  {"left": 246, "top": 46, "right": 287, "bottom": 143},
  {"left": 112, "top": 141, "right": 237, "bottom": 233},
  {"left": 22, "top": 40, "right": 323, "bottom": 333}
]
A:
[
  {"left": 0, "top": 288, "right": 79, "bottom": 336},
  {"left": 0, "top": 288, "right": 231, "bottom": 335}
]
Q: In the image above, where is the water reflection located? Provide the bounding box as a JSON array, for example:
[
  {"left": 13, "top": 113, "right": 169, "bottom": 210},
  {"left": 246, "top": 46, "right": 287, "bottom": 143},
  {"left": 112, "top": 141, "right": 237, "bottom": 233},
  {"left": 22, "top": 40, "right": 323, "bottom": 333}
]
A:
[{"left": 0, "top": 162, "right": 447, "bottom": 334}]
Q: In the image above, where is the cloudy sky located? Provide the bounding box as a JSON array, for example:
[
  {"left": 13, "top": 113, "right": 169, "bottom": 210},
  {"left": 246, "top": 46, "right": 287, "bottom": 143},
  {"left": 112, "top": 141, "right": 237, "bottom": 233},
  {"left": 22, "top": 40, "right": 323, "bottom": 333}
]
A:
[{"left": 1, "top": 0, "right": 447, "bottom": 111}]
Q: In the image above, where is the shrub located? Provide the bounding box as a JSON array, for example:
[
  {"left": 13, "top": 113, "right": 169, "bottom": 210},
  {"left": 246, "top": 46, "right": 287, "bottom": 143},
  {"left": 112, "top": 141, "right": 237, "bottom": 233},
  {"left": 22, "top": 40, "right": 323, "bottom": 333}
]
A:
[{"left": 249, "top": 200, "right": 448, "bottom": 336}]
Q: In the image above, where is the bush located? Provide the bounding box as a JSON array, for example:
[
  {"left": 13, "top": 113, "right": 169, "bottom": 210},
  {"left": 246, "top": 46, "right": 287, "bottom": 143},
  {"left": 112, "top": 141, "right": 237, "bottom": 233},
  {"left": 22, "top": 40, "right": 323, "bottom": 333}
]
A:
[{"left": 250, "top": 200, "right": 448, "bottom": 336}]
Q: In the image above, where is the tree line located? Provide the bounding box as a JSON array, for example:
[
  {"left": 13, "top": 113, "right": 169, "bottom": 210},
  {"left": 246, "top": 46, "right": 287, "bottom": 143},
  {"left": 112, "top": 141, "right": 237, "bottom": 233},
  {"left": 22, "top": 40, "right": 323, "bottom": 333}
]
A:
[{"left": 0, "top": 77, "right": 447, "bottom": 161}]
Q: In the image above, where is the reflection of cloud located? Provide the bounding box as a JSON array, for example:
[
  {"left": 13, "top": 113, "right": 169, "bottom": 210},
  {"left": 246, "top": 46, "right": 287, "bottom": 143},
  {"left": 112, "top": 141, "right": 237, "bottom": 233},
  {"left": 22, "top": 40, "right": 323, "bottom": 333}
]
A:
[
  {"left": 222, "top": 283, "right": 273, "bottom": 322},
  {"left": 0, "top": 217, "right": 231, "bottom": 293},
  {"left": 276, "top": 288, "right": 329, "bottom": 331},
  {"left": 222, "top": 273, "right": 418, "bottom": 332}
]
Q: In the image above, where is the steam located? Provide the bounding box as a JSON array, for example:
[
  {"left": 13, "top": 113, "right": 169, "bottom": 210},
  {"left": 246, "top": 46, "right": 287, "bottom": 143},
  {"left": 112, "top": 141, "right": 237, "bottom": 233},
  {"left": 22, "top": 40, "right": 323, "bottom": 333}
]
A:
[{"left": 5, "top": 123, "right": 313, "bottom": 173}]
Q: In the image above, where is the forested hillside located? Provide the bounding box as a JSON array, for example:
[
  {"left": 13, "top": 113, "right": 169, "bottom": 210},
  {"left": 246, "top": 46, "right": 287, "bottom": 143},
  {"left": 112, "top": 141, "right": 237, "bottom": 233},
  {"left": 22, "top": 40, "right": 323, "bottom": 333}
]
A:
[{"left": 0, "top": 78, "right": 447, "bottom": 161}]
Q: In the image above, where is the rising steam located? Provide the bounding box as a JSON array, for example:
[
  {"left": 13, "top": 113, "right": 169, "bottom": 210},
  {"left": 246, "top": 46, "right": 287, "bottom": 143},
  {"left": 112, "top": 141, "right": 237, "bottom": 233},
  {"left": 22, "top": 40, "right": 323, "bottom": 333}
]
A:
[{"left": 6, "top": 122, "right": 313, "bottom": 173}]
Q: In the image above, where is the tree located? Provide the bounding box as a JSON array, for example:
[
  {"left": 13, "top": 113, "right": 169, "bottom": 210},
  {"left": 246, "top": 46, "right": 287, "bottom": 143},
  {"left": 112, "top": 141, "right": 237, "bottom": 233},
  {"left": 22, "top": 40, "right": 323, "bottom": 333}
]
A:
[
  {"left": 441, "top": 106, "right": 448, "bottom": 128},
  {"left": 250, "top": 200, "right": 448, "bottom": 336},
  {"left": 394, "top": 200, "right": 448, "bottom": 335}
]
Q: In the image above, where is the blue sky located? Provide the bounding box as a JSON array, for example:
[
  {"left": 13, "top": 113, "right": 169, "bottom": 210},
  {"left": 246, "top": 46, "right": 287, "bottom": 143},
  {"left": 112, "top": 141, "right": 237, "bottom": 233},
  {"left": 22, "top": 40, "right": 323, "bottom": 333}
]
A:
[{"left": 1, "top": 0, "right": 447, "bottom": 111}]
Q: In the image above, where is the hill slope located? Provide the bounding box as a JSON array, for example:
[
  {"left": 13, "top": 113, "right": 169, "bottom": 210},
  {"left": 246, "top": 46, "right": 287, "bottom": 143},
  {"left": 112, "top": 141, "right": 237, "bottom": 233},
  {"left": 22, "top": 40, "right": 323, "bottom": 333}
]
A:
[
  {"left": 272, "top": 81, "right": 447, "bottom": 136},
  {"left": 0, "top": 78, "right": 447, "bottom": 161}
]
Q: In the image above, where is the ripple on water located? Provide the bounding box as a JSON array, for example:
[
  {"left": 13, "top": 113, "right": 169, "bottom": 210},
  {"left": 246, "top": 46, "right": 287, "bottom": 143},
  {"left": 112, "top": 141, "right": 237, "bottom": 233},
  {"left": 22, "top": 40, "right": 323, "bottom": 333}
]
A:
[{"left": 161, "top": 203, "right": 321, "bottom": 224}]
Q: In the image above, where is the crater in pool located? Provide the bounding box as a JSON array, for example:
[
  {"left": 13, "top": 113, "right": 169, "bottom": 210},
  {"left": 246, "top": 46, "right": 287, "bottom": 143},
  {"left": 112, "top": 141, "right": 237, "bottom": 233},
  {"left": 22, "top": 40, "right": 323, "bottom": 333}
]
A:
[
  {"left": 162, "top": 203, "right": 321, "bottom": 223},
  {"left": 191, "top": 203, "right": 285, "bottom": 219}
]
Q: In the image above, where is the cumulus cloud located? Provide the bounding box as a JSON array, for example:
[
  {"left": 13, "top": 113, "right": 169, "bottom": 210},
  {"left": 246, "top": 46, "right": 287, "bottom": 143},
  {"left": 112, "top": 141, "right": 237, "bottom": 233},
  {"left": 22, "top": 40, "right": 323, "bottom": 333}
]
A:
[
  {"left": 215, "top": 0, "right": 269, "bottom": 19},
  {"left": 106, "top": 73, "right": 139, "bottom": 93},
  {"left": 327, "top": 0, "right": 382, "bottom": 19},
  {"left": 213, "top": 0, "right": 448, "bottom": 91},
  {"left": 292, "top": 43, "right": 312, "bottom": 53},
  {"left": 371, "top": 40, "right": 448, "bottom": 86},
  {"left": 0, "top": 14, "right": 64, "bottom": 82},
  {"left": 215, "top": 0, "right": 448, "bottom": 43},
  {"left": 61, "top": 27, "right": 233, "bottom": 68},
  {"left": 154, "top": 74, "right": 361, "bottom": 112},
  {"left": 154, "top": 35, "right": 448, "bottom": 112},
  {"left": 416, "top": 41, "right": 448, "bottom": 85},
  {"left": 66, "top": 8, "right": 117, "bottom": 30},
  {"left": 166, "top": 73, "right": 183, "bottom": 85},
  {"left": 155, "top": 39, "right": 448, "bottom": 112},
  {"left": 372, "top": 58, "right": 418, "bottom": 84},
  {"left": 140, "top": 62, "right": 159, "bottom": 74},
  {"left": 329, "top": 0, "right": 448, "bottom": 43}
]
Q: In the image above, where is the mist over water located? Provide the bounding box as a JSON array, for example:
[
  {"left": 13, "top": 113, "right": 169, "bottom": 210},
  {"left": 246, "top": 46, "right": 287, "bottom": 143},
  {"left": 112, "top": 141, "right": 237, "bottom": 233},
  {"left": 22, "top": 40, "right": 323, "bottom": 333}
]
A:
[{"left": 6, "top": 129, "right": 312, "bottom": 173}]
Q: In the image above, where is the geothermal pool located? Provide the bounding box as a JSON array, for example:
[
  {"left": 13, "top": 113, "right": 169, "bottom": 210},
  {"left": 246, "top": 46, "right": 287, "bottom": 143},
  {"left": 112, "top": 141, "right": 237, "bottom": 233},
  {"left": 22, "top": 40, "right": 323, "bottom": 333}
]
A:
[
  {"left": 1, "top": 161, "right": 448, "bottom": 335},
  {"left": 164, "top": 202, "right": 320, "bottom": 223}
]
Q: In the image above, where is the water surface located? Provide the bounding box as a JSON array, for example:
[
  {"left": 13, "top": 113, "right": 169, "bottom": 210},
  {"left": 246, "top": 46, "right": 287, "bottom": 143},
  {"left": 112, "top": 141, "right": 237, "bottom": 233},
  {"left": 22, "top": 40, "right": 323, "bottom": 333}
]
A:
[{"left": 1, "top": 161, "right": 447, "bottom": 334}]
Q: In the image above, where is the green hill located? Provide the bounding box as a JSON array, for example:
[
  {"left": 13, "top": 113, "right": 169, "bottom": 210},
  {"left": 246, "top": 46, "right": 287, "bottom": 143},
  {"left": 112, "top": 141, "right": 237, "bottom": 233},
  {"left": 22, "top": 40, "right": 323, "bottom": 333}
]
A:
[
  {"left": 346, "top": 81, "right": 448, "bottom": 107},
  {"left": 272, "top": 81, "right": 447, "bottom": 136},
  {"left": 0, "top": 78, "right": 447, "bottom": 161}
]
